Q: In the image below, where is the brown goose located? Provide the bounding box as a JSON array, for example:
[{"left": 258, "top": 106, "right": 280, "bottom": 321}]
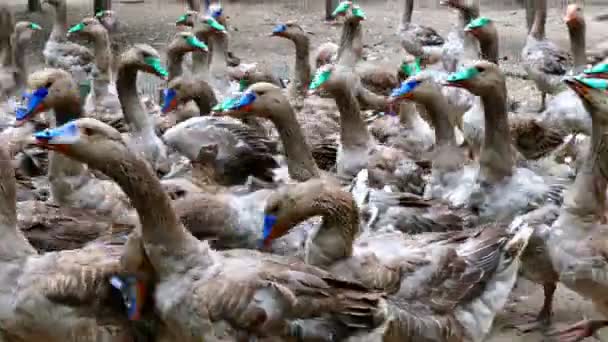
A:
[
  {"left": 260, "top": 178, "right": 534, "bottom": 342},
  {"left": 33, "top": 117, "right": 388, "bottom": 341},
  {"left": 0, "top": 139, "right": 155, "bottom": 341},
  {"left": 399, "top": 0, "right": 444, "bottom": 46},
  {"left": 41, "top": 0, "right": 95, "bottom": 79},
  {"left": 522, "top": 0, "right": 572, "bottom": 111}
]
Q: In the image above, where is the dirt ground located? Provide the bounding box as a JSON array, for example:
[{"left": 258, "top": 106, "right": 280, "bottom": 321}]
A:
[{"left": 5, "top": 0, "right": 608, "bottom": 340}]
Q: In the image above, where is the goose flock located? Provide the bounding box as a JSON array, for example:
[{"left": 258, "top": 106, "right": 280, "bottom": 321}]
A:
[{"left": 0, "top": 0, "right": 608, "bottom": 340}]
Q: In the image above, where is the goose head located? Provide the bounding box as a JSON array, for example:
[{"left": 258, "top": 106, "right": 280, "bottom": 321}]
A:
[
  {"left": 444, "top": 60, "right": 504, "bottom": 96},
  {"left": 14, "top": 21, "right": 42, "bottom": 42},
  {"left": 389, "top": 71, "right": 440, "bottom": 105},
  {"left": 261, "top": 178, "right": 349, "bottom": 246},
  {"left": 67, "top": 16, "right": 106, "bottom": 38},
  {"left": 584, "top": 63, "right": 608, "bottom": 80},
  {"left": 175, "top": 10, "right": 198, "bottom": 29},
  {"left": 95, "top": 10, "right": 117, "bottom": 32},
  {"left": 118, "top": 44, "right": 168, "bottom": 79},
  {"left": 330, "top": 1, "right": 365, "bottom": 22},
  {"left": 270, "top": 20, "right": 307, "bottom": 39},
  {"left": 197, "top": 15, "right": 227, "bottom": 36},
  {"left": 213, "top": 82, "right": 289, "bottom": 120},
  {"left": 397, "top": 56, "right": 422, "bottom": 81},
  {"left": 17, "top": 68, "right": 78, "bottom": 125},
  {"left": 33, "top": 117, "right": 126, "bottom": 165},
  {"left": 167, "top": 31, "right": 209, "bottom": 55},
  {"left": 207, "top": 2, "right": 228, "bottom": 27},
  {"left": 563, "top": 76, "right": 608, "bottom": 115},
  {"left": 307, "top": 63, "right": 355, "bottom": 96},
  {"left": 161, "top": 76, "right": 202, "bottom": 114},
  {"left": 464, "top": 17, "right": 496, "bottom": 43},
  {"left": 564, "top": 4, "right": 584, "bottom": 28}
]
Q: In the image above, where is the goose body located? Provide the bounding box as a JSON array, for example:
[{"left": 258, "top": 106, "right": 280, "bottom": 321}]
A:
[{"left": 33, "top": 117, "right": 388, "bottom": 341}]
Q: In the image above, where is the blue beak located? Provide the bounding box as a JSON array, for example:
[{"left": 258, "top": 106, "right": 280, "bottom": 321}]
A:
[
  {"left": 227, "top": 91, "right": 256, "bottom": 111},
  {"left": 16, "top": 87, "right": 49, "bottom": 124},
  {"left": 161, "top": 88, "right": 177, "bottom": 114},
  {"left": 262, "top": 214, "right": 277, "bottom": 241},
  {"left": 272, "top": 24, "right": 287, "bottom": 34},
  {"left": 390, "top": 80, "right": 420, "bottom": 99},
  {"left": 110, "top": 275, "right": 146, "bottom": 321},
  {"left": 34, "top": 121, "right": 80, "bottom": 144}
]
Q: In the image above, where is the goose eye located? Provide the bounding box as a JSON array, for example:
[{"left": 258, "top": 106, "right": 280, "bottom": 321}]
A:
[
  {"left": 83, "top": 128, "right": 94, "bottom": 136},
  {"left": 475, "top": 66, "right": 485, "bottom": 73},
  {"left": 45, "top": 82, "right": 52, "bottom": 88}
]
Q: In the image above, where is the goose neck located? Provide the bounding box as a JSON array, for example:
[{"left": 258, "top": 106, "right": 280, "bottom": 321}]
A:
[
  {"left": 267, "top": 103, "right": 320, "bottom": 181},
  {"left": 0, "top": 146, "right": 36, "bottom": 258},
  {"left": 421, "top": 90, "right": 456, "bottom": 146},
  {"left": 50, "top": 2, "right": 68, "bottom": 41},
  {"left": 562, "top": 105, "right": 608, "bottom": 221},
  {"left": 568, "top": 21, "right": 587, "bottom": 71},
  {"left": 479, "top": 85, "right": 514, "bottom": 183},
  {"left": 401, "top": 0, "right": 413, "bottom": 26},
  {"left": 306, "top": 190, "right": 358, "bottom": 268},
  {"left": 530, "top": 0, "right": 546, "bottom": 40},
  {"left": 90, "top": 146, "right": 205, "bottom": 277},
  {"left": 337, "top": 19, "right": 362, "bottom": 67},
  {"left": 167, "top": 49, "right": 185, "bottom": 81},
  {"left": 291, "top": 36, "right": 312, "bottom": 98},
  {"left": 478, "top": 28, "right": 499, "bottom": 65},
  {"left": 116, "top": 63, "right": 155, "bottom": 134},
  {"left": 329, "top": 82, "right": 374, "bottom": 152}
]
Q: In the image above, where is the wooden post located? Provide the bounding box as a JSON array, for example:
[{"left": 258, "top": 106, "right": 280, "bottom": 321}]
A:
[
  {"left": 28, "top": 0, "right": 42, "bottom": 12},
  {"left": 94, "top": 0, "right": 111, "bottom": 14},
  {"left": 326, "top": 0, "right": 338, "bottom": 20}
]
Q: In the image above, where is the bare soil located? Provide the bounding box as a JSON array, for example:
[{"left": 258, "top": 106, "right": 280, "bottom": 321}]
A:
[{"left": 6, "top": 0, "right": 608, "bottom": 340}]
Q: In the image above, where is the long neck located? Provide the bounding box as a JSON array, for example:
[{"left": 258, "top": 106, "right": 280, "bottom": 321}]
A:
[
  {"left": 92, "top": 32, "right": 113, "bottom": 99},
  {"left": 48, "top": 99, "right": 88, "bottom": 204},
  {"left": 191, "top": 80, "right": 218, "bottom": 115},
  {"left": 401, "top": 0, "right": 413, "bottom": 26},
  {"left": 337, "top": 19, "right": 362, "bottom": 68},
  {"left": 562, "top": 103, "right": 608, "bottom": 222},
  {"left": 167, "top": 49, "right": 185, "bottom": 81},
  {"left": 13, "top": 35, "right": 29, "bottom": 91},
  {"left": 0, "top": 145, "right": 36, "bottom": 259},
  {"left": 191, "top": 33, "right": 210, "bottom": 78},
  {"left": 479, "top": 84, "right": 514, "bottom": 183},
  {"left": 530, "top": 0, "right": 546, "bottom": 40},
  {"left": 186, "top": 0, "right": 201, "bottom": 12},
  {"left": 525, "top": 0, "right": 535, "bottom": 33},
  {"left": 50, "top": 2, "right": 68, "bottom": 41},
  {"left": 479, "top": 28, "right": 499, "bottom": 65},
  {"left": 421, "top": 90, "right": 456, "bottom": 146},
  {"left": 459, "top": 4, "right": 479, "bottom": 48},
  {"left": 306, "top": 191, "right": 358, "bottom": 268},
  {"left": 289, "top": 35, "right": 311, "bottom": 99},
  {"left": 268, "top": 104, "right": 320, "bottom": 182},
  {"left": 95, "top": 148, "right": 205, "bottom": 277},
  {"left": 209, "top": 34, "right": 227, "bottom": 71},
  {"left": 116, "top": 63, "right": 154, "bottom": 133},
  {"left": 568, "top": 21, "right": 586, "bottom": 71},
  {"left": 329, "top": 83, "right": 374, "bottom": 152}
]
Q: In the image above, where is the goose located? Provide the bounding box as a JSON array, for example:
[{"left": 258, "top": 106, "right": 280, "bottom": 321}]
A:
[
  {"left": 533, "top": 76, "right": 608, "bottom": 342},
  {"left": 16, "top": 45, "right": 170, "bottom": 217},
  {"left": 522, "top": 0, "right": 572, "bottom": 111},
  {"left": 41, "top": 0, "right": 95, "bottom": 80},
  {"left": 260, "top": 177, "right": 535, "bottom": 342},
  {"left": 399, "top": 0, "right": 444, "bottom": 46},
  {"left": 32, "top": 117, "right": 389, "bottom": 341},
  {"left": 432, "top": 61, "right": 565, "bottom": 222},
  {"left": 0, "top": 137, "right": 156, "bottom": 341}
]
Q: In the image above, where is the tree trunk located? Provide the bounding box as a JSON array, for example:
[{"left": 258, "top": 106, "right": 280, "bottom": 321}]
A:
[
  {"left": 325, "top": 0, "right": 338, "bottom": 20},
  {"left": 28, "top": 0, "right": 42, "bottom": 12},
  {"left": 94, "top": 0, "right": 111, "bottom": 14}
]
